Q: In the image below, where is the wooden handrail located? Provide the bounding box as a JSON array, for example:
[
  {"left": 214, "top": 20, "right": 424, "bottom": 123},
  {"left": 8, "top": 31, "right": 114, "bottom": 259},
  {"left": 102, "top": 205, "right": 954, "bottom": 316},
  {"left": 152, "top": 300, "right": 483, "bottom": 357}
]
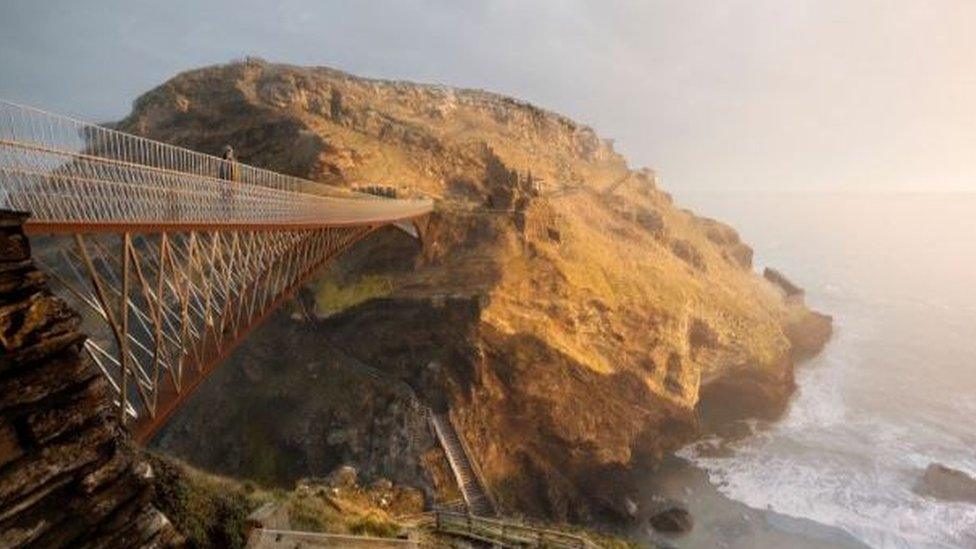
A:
[
  {"left": 447, "top": 409, "right": 500, "bottom": 514},
  {"left": 417, "top": 510, "right": 601, "bottom": 548}
]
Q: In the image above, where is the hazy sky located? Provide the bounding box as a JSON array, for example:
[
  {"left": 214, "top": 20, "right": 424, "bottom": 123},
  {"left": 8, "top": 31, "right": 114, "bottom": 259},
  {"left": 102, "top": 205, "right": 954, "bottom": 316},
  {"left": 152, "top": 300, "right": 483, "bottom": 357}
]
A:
[{"left": 2, "top": 0, "right": 974, "bottom": 192}]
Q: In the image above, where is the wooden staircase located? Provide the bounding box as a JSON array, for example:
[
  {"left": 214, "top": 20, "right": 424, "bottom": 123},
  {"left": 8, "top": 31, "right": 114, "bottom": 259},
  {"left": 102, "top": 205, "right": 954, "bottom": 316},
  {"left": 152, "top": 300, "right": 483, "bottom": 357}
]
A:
[
  {"left": 430, "top": 413, "right": 496, "bottom": 516},
  {"left": 323, "top": 341, "right": 495, "bottom": 517}
]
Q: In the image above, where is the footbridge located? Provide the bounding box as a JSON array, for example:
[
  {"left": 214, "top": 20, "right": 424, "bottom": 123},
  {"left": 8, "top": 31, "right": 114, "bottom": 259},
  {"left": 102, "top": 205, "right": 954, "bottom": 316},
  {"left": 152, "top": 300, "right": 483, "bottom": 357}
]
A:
[{"left": 0, "top": 100, "right": 433, "bottom": 442}]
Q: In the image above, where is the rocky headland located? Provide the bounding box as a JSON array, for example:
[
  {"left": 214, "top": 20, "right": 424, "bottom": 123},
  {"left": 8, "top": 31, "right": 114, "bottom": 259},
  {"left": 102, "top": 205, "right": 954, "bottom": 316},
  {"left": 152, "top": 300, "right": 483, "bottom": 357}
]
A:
[{"left": 116, "top": 60, "right": 832, "bottom": 524}]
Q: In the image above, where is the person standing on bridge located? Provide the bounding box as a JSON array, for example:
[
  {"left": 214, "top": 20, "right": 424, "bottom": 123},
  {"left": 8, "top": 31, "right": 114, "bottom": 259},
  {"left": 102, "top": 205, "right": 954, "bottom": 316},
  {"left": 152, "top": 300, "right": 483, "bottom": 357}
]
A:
[
  {"left": 219, "top": 144, "right": 238, "bottom": 215},
  {"left": 219, "top": 144, "right": 238, "bottom": 181}
]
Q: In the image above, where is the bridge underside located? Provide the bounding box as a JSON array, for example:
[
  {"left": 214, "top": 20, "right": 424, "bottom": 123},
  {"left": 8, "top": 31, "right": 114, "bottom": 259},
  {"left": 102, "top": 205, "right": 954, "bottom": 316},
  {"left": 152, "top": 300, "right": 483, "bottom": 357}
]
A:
[{"left": 35, "top": 224, "right": 389, "bottom": 443}]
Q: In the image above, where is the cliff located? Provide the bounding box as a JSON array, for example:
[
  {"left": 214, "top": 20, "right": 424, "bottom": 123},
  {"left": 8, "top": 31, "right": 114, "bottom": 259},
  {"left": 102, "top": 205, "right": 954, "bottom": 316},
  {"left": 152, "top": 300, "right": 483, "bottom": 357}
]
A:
[{"left": 118, "top": 60, "right": 831, "bottom": 521}]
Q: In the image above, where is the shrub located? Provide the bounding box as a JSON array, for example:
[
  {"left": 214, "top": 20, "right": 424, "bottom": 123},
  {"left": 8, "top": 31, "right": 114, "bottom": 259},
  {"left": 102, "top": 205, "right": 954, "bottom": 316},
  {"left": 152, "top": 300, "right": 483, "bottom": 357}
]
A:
[
  {"left": 348, "top": 513, "right": 400, "bottom": 538},
  {"left": 147, "top": 454, "right": 253, "bottom": 549}
]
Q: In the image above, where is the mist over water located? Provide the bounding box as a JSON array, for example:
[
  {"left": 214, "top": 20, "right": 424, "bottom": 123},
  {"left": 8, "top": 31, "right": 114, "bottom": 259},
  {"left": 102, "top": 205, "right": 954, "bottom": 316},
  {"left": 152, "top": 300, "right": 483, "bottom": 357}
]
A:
[{"left": 676, "top": 192, "right": 976, "bottom": 548}]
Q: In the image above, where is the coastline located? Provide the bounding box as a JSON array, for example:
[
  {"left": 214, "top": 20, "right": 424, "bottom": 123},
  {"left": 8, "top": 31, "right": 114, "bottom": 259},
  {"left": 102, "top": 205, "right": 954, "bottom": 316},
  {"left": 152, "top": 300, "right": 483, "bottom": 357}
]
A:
[
  {"left": 628, "top": 303, "right": 851, "bottom": 548},
  {"left": 630, "top": 455, "right": 868, "bottom": 548}
]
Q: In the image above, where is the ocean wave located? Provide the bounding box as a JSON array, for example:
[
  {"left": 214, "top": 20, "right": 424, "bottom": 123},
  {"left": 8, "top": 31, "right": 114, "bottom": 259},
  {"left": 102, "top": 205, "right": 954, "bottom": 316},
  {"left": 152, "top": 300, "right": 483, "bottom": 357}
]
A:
[
  {"left": 685, "top": 443, "right": 976, "bottom": 548},
  {"left": 678, "top": 193, "right": 976, "bottom": 548},
  {"left": 680, "top": 321, "right": 976, "bottom": 547}
]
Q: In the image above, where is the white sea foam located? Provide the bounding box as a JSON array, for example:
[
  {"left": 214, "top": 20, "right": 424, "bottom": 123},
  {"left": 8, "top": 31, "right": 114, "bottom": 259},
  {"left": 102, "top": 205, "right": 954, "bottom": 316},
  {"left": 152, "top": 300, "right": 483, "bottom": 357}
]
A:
[
  {"left": 686, "top": 410, "right": 976, "bottom": 547},
  {"left": 676, "top": 193, "right": 976, "bottom": 549},
  {"left": 684, "top": 320, "right": 976, "bottom": 548}
]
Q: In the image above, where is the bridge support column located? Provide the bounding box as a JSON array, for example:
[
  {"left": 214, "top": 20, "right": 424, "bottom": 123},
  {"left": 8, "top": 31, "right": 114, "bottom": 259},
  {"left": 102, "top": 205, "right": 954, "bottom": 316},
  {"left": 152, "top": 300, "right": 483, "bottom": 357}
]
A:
[{"left": 411, "top": 214, "right": 441, "bottom": 262}]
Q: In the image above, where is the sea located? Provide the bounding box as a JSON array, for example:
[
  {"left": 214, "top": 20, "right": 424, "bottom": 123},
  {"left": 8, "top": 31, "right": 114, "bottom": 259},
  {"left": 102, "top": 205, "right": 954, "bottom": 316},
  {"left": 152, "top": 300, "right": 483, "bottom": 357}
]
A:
[{"left": 675, "top": 191, "right": 976, "bottom": 548}]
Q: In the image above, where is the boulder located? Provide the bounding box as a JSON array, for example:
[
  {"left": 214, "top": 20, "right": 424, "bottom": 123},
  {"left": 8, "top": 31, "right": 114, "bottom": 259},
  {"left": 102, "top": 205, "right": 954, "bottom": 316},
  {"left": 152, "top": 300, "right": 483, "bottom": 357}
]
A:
[
  {"left": 648, "top": 506, "right": 693, "bottom": 534},
  {"left": 913, "top": 463, "right": 976, "bottom": 503},
  {"left": 325, "top": 465, "right": 359, "bottom": 490}
]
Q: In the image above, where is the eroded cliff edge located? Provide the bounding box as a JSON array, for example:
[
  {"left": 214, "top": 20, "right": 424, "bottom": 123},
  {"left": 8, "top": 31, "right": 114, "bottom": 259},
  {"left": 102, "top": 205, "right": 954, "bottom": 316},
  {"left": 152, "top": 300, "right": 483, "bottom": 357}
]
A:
[{"left": 120, "top": 60, "right": 832, "bottom": 522}]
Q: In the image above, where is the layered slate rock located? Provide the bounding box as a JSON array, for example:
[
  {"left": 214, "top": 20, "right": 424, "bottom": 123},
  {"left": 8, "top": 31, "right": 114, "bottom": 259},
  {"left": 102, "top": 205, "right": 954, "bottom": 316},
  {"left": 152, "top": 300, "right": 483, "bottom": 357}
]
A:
[{"left": 0, "top": 211, "right": 182, "bottom": 548}]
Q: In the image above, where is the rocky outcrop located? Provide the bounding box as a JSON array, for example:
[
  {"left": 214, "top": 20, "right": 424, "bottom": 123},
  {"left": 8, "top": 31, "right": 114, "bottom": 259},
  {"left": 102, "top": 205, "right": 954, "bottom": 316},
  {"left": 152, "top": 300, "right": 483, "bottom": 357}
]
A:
[
  {"left": 118, "top": 61, "right": 832, "bottom": 522},
  {"left": 151, "top": 292, "right": 437, "bottom": 494},
  {"left": 698, "top": 275, "right": 832, "bottom": 429},
  {"left": 764, "top": 267, "right": 804, "bottom": 298},
  {"left": 0, "top": 211, "right": 181, "bottom": 547},
  {"left": 695, "top": 216, "right": 753, "bottom": 270},
  {"left": 913, "top": 463, "right": 976, "bottom": 504},
  {"left": 784, "top": 310, "right": 833, "bottom": 359},
  {"left": 297, "top": 465, "right": 425, "bottom": 513}
]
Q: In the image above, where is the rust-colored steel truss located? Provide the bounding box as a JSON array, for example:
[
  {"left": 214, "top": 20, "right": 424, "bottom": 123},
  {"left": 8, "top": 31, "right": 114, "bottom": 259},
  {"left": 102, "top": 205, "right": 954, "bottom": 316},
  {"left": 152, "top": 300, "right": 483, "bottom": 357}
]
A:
[
  {"left": 41, "top": 226, "right": 377, "bottom": 442},
  {"left": 0, "top": 99, "right": 432, "bottom": 442}
]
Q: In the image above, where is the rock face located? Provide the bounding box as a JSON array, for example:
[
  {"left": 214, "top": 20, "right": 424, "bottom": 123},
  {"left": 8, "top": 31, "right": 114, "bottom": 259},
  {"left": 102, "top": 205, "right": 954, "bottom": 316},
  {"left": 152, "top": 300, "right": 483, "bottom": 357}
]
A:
[
  {"left": 764, "top": 267, "right": 804, "bottom": 298},
  {"left": 0, "top": 211, "right": 181, "bottom": 547},
  {"left": 913, "top": 463, "right": 976, "bottom": 504},
  {"left": 118, "top": 61, "right": 832, "bottom": 521},
  {"left": 151, "top": 300, "right": 437, "bottom": 493}
]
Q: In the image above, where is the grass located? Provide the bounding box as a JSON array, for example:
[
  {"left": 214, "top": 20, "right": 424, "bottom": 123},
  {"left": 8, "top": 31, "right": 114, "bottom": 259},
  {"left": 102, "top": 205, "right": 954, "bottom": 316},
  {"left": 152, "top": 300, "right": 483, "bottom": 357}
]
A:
[
  {"left": 285, "top": 494, "right": 341, "bottom": 532},
  {"left": 348, "top": 513, "right": 402, "bottom": 538},
  {"left": 314, "top": 275, "right": 393, "bottom": 317},
  {"left": 147, "top": 453, "right": 410, "bottom": 543},
  {"left": 282, "top": 485, "right": 407, "bottom": 538},
  {"left": 147, "top": 453, "right": 265, "bottom": 549}
]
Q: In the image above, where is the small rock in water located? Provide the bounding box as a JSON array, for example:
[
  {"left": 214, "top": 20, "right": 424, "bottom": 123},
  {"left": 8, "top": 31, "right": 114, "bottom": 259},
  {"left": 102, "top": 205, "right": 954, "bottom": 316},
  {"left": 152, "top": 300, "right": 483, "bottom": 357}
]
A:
[
  {"left": 913, "top": 463, "right": 976, "bottom": 503},
  {"left": 648, "top": 507, "right": 693, "bottom": 535}
]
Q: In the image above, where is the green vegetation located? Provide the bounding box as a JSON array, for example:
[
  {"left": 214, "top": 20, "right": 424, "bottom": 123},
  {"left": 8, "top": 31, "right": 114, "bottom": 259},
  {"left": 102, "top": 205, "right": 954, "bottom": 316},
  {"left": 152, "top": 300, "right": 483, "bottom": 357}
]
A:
[
  {"left": 284, "top": 493, "right": 339, "bottom": 532},
  {"left": 147, "top": 453, "right": 263, "bottom": 549},
  {"left": 146, "top": 452, "right": 635, "bottom": 548},
  {"left": 282, "top": 484, "right": 406, "bottom": 538},
  {"left": 348, "top": 512, "right": 401, "bottom": 538},
  {"left": 147, "top": 453, "right": 410, "bottom": 544},
  {"left": 315, "top": 275, "right": 393, "bottom": 316}
]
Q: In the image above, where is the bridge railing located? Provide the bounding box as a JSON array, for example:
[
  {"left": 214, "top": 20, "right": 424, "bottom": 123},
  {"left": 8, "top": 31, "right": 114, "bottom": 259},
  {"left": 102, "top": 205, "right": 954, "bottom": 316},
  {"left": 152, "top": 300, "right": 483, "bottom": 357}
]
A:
[
  {"left": 0, "top": 100, "right": 431, "bottom": 231},
  {"left": 0, "top": 99, "right": 359, "bottom": 197}
]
